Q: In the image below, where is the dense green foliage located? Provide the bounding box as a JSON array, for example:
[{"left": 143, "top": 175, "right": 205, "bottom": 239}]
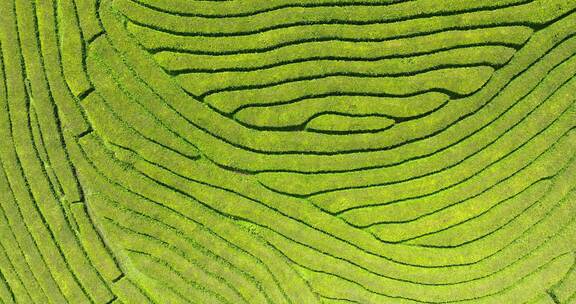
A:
[{"left": 0, "top": 0, "right": 575, "bottom": 303}]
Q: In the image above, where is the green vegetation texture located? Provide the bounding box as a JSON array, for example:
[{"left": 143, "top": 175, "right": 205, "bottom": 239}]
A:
[{"left": 0, "top": 0, "right": 576, "bottom": 303}]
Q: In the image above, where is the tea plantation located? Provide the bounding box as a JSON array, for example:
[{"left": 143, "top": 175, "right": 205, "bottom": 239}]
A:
[{"left": 0, "top": 0, "right": 575, "bottom": 303}]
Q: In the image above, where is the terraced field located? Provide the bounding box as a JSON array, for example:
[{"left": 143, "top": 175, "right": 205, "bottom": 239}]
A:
[{"left": 1, "top": 0, "right": 576, "bottom": 303}]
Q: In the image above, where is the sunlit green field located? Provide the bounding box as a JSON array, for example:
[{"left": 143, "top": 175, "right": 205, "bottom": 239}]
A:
[{"left": 0, "top": 0, "right": 575, "bottom": 303}]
